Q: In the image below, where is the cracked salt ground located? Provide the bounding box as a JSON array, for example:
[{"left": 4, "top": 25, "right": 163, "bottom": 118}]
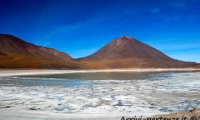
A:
[{"left": 0, "top": 72, "right": 200, "bottom": 116}]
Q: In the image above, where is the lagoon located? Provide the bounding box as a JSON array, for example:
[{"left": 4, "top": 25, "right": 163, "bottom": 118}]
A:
[{"left": 0, "top": 71, "right": 200, "bottom": 119}]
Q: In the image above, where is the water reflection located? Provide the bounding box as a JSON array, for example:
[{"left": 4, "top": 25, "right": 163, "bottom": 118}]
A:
[
  {"left": 0, "top": 72, "right": 168, "bottom": 87},
  {"left": 28, "top": 72, "right": 156, "bottom": 80},
  {"left": 0, "top": 77, "right": 93, "bottom": 87}
]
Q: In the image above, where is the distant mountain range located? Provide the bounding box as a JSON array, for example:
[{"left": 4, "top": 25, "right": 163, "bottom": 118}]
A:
[{"left": 0, "top": 34, "right": 199, "bottom": 69}]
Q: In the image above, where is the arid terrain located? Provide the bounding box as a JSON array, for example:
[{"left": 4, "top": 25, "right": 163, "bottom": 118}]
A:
[
  {"left": 0, "top": 34, "right": 81, "bottom": 69},
  {"left": 0, "top": 35, "right": 200, "bottom": 119},
  {"left": 0, "top": 34, "right": 199, "bottom": 69}
]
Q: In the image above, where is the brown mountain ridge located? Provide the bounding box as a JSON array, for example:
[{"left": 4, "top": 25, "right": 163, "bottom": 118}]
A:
[
  {"left": 0, "top": 34, "right": 79, "bottom": 69},
  {"left": 0, "top": 34, "right": 72, "bottom": 61},
  {"left": 0, "top": 34, "right": 199, "bottom": 69}
]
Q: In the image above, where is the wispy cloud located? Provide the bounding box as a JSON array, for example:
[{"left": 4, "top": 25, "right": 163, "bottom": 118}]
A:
[
  {"left": 169, "top": 51, "right": 200, "bottom": 63},
  {"left": 68, "top": 47, "right": 99, "bottom": 58},
  {"left": 146, "top": 38, "right": 200, "bottom": 50},
  {"left": 170, "top": 2, "right": 186, "bottom": 8},
  {"left": 150, "top": 8, "right": 160, "bottom": 13},
  {"left": 33, "top": 36, "right": 51, "bottom": 47},
  {"left": 146, "top": 38, "right": 200, "bottom": 63},
  {"left": 42, "top": 41, "right": 50, "bottom": 47}
]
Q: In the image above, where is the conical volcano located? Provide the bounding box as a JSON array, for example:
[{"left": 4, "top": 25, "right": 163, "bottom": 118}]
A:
[
  {"left": 79, "top": 36, "right": 197, "bottom": 68},
  {"left": 83, "top": 36, "right": 171, "bottom": 60}
]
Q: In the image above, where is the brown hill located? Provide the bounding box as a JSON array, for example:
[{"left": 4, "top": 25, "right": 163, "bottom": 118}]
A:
[
  {"left": 0, "top": 34, "right": 72, "bottom": 61},
  {"left": 0, "top": 34, "right": 79, "bottom": 69},
  {"left": 79, "top": 36, "right": 198, "bottom": 68}
]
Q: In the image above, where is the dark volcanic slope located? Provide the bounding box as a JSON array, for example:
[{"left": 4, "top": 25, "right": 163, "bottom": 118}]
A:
[
  {"left": 82, "top": 36, "right": 172, "bottom": 60},
  {"left": 0, "top": 34, "right": 72, "bottom": 61}
]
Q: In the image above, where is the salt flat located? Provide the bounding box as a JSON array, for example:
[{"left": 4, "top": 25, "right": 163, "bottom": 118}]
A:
[
  {"left": 0, "top": 68, "right": 200, "bottom": 77},
  {"left": 0, "top": 70, "right": 200, "bottom": 120}
]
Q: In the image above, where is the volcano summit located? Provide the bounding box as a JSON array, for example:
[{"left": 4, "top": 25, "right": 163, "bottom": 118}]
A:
[
  {"left": 79, "top": 36, "right": 198, "bottom": 68},
  {"left": 82, "top": 36, "right": 172, "bottom": 60}
]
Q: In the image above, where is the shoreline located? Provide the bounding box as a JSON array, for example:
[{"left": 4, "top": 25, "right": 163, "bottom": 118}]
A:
[{"left": 0, "top": 68, "right": 200, "bottom": 77}]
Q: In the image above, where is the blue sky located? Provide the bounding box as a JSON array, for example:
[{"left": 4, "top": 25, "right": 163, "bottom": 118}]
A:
[{"left": 0, "top": 0, "right": 200, "bottom": 62}]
